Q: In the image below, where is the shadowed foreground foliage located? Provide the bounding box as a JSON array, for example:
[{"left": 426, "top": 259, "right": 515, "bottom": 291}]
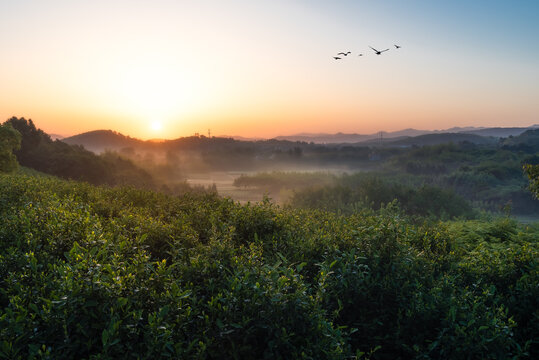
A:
[{"left": 1, "top": 173, "right": 537, "bottom": 359}]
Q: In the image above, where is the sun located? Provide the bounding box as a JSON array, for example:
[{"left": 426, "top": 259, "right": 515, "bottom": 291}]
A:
[{"left": 150, "top": 120, "right": 163, "bottom": 132}]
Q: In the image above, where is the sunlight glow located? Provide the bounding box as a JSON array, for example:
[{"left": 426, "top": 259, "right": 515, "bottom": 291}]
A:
[
  {"left": 150, "top": 120, "right": 163, "bottom": 132},
  {"left": 114, "top": 60, "right": 187, "bottom": 117},
  {"left": 1, "top": 1, "right": 538, "bottom": 139},
  {"left": 101, "top": 53, "right": 208, "bottom": 138}
]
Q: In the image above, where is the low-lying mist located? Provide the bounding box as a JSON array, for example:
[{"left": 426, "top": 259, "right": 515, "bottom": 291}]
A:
[
  {"left": 87, "top": 129, "right": 539, "bottom": 220},
  {"left": 7, "top": 116, "right": 539, "bottom": 220},
  {"left": 108, "top": 146, "right": 357, "bottom": 203}
]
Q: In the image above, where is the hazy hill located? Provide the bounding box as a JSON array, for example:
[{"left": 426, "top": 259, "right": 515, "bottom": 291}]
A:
[
  {"left": 274, "top": 132, "right": 373, "bottom": 143},
  {"left": 500, "top": 129, "right": 539, "bottom": 153},
  {"left": 460, "top": 126, "right": 539, "bottom": 138},
  {"left": 222, "top": 135, "right": 265, "bottom": 141},
  {"left": 63, "top": 130, "right": 247, "bottom": 153},
  {"left": 62, "top": 130, "right": 311, "bottom": 156},
  {"left": 60, "top": 126, "right": 536, "bottom": 159},
  {"left": 358, "top": 133, "right": 498, "bottom": 147},
  {"left": 273, "top": 129, "right": 433, "bottom": 143},
  {"left": 272, "top": 126, "right": 538, "bottom": 144},
  {"left": 62, "top": 130, "right": 144, "bottom": 153}
]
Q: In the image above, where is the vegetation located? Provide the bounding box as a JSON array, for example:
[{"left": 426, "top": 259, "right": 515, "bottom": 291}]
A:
[
  {"left": 53, "top": 120, "right": 539, "bottom": 216},
  {"left": 2, "top": 118, "right": 538, "bottom": 357},
  {"left": 387, "top": 142, "right": 539, "bottom": 215},
  {"left": 288, "top": 173, "right": 476, "bottom": 220},
  {"left": 234, "top": 171, "right": 337, "bottom": 192},
  {"left": 0, "top": 123, "right": 21, "bottom": 173},
  {"left": 501, "top": 129, "right": 539, "bottom": 153},
  {"left": 1, "top": 171, "right": 537, "bottom": 359},
  {"left": 234, "top": 171, "right": 337, "bottom": 202},
  {"left": 525, "top": 164, "right": 539, "bottom": 198},
  {"left": 4, "top": 117, "right": 154, "bottom": 188},
  {"left": 234, "top": 139, "right": 539, "bottom": 216}
]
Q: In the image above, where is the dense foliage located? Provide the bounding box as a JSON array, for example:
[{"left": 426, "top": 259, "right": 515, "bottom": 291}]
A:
[
  {"left": 385, "top": 142, "right": 539, "bottom": 215},
  {"left": 234, "top": 172, "right": 337, "bottom": 192},
  {"left": 288, "top": 173, "right": 476, "bottom": 220},
  {"left": 0, "top": 123, "right": 21, "bottom": 173},
  {"left": 1, "top": 172, "right": 537, "bottom": 359},
  {"left": 4, "top": 117, "right": 154, "bottom": 188},
  {"left": 233, "top": 172, "right": 475, "bottom": 220},
  {"left": 235, "top": 139, "right": 539, "bottom": 216},
  {"left": 501, "top": 130, "right": 539, "bottom": 153},
  {"left": 525, "top": 164, "right": 539, "bottom": 199}
]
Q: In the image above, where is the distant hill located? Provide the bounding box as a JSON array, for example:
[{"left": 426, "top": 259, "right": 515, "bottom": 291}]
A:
[
  {"left": 379, "top": 129, "right": 433, "bottom": 138},
  {"left": 360, "top": 133, "right": 498, "bottom": 147},
  {"left": 459, "top": 126, "right": 539, "bottom": 138},
  {"left": 62, "top": 130, "right": 144, "bottom": 153},
  {"left": 272, "top": 125, "right": 538, "bottom": 144},
  {"left": 274, "top": 133, "right": 373, "bottom": 143},
  {"left": 500, "top": 129, "right": 539, "bottom": 153},
  {"left": 62, "top": 125, "right": 539, "bottom": 153},
  {"left": 221, "top": 135, "right": 265, "bottom": 141},
  {"left": 62, "top": 128, "right": 323, "bottom": 155},
  {"left": 272, "top": 129, "right": 433, "bottom": 143}
]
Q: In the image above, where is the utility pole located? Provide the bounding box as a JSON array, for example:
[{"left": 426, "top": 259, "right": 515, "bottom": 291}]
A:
[{"left": 208, "top": 129, "right": 211, "bottom": 138}]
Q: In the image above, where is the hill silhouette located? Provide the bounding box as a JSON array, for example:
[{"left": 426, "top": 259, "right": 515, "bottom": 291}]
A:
[
  {"left": 270, "top": 126, "right": 537, "bottom": 144},
  {"left": 460, "top": 126, "right": 539, "bottom": 138},
  {"left": 63, "top": 125, "right": 539, "bottom": 151},
  {"left": 62, "top": 130, "right": 144, "bottom": 153},
  {"left": 359, "top": 132, "right": 498, "bottom": 147}
]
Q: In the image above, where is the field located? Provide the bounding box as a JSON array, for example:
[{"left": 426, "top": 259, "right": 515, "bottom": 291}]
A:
[
  {"left": 186, "top": 170, "right": 346, "bottom": 204},
  {"left": 185, "top": 171, "right": 265, "bottom": 203}
]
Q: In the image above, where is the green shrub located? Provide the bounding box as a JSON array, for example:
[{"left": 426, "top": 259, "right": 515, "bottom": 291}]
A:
[{"left": 0, "top": 173, "right": 537, "bottom": 358}]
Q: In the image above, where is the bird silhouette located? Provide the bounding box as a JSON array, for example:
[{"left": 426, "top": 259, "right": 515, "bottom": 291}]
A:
[
  {"left": 333, "top": 56, "right": 342, "bottom": 60},
  {"left": 369, "top": 46, "right": 389, "bottom": 55},
  {"left": 394, "top": 44, "right": 401, "bottom": 49},
  {"left": 358, "top": 54, "right": 363, "bottom": 56},
  {"left": 337, "top": 51, "right": 351, "bottom": 56}
]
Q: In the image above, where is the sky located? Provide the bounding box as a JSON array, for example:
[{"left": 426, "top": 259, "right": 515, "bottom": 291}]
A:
[{"left": 0, "top": 0, "right": 538, "bottom": 140}]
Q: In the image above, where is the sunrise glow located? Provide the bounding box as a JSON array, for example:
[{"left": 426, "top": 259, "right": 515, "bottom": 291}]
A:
[
  {"left": 150, "top": 120, "right": 163, "bottom": 132},
  {"left": 0, "top": 1, "right": 538, "bottom": 139}
]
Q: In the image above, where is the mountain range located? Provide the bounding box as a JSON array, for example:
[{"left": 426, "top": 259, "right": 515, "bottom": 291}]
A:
[
  {"left": 61, "top": 125, "right": 539, "bottom": 153},
  {"left": 271, "top": 126, "right": 539, "bottom": 144}
]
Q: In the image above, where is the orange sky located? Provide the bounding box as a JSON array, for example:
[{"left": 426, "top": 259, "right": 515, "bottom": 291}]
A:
[{"left": 1, "top": 1, "right": 538, "bottom": 139}]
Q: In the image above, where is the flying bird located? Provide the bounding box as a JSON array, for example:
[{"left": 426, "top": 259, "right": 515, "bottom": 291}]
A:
[
  {"left": 358, "top": 53, "right": 363, "bottom": 56},
  {"left": 337, "top": 51, "right": 351, "bottom": 56},
  {"left": 394, "top": 44, "right": 401, "bottom": 49},
  {"left": 333, "top": 56, "right": 342, "bottom": 60},
  {"left": 369, "top": 46, "right": 389, "bottom": 55}
]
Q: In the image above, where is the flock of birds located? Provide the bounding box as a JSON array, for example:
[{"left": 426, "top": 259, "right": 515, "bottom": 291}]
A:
[{"left": 333, "top": 44, "right": 401, "bottom": 59}]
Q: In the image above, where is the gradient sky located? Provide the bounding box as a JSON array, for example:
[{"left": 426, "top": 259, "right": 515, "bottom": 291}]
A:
[{"left": 1, "top": 0, "right": 538, "bottom": 139}]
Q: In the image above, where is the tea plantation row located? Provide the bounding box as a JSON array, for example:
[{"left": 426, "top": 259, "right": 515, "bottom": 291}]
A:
[{"left": 0, "top": 173, "right": 537, "bottom": 359}]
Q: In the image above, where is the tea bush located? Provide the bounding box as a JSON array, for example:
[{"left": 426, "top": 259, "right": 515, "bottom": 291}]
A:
[{"left": 1, "top": 172, "right": 537, "bottom": 359}]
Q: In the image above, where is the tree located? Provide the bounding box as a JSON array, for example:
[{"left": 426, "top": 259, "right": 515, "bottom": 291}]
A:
[
  {"left": 524, "top": 164, "right": 539, "bottom": 199},
  {"left": 0, "top": 122, "right": 22, "bottom": 172}
]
